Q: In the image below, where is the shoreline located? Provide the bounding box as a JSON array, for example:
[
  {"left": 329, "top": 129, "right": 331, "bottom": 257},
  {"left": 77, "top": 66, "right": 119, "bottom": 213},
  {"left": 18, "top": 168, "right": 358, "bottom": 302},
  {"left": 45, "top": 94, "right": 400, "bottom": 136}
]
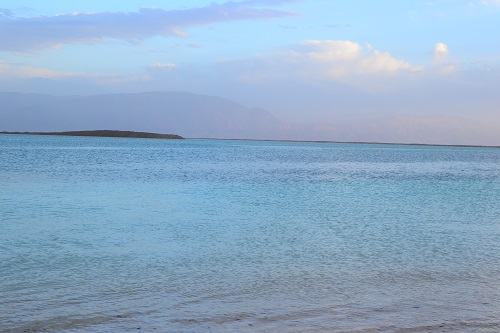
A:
[
  {"left": 1, "top": 130, "right": 498, "bottom": 148},
  {"left": 0, "top": 130, "right": 183, "bottom": 140},
  {"left": 190, "top": 137, "right": 500, "bottom": 149}
]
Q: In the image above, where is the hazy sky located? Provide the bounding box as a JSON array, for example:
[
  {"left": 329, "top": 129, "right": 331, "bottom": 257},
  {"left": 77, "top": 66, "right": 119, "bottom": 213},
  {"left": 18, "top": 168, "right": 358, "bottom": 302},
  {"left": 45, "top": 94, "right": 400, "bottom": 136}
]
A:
[{"left": 1, "top": 0, "right": 499, "bottom": 144}]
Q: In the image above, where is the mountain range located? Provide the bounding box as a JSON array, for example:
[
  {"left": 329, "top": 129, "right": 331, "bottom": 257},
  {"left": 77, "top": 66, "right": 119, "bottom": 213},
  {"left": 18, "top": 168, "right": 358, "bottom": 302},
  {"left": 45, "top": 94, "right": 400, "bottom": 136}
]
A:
[
  {"left": 0, "top": 91, "right": 331, "bottom": 140},
  {"left": 2, "top": 91, "right": 497, "bottom": 145}
]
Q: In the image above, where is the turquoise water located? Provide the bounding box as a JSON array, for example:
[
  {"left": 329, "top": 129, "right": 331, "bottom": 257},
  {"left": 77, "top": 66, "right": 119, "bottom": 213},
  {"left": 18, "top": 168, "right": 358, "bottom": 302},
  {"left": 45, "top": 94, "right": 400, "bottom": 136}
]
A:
[{"left": 1, "top": 134, "right": 499, "bottom": 333}]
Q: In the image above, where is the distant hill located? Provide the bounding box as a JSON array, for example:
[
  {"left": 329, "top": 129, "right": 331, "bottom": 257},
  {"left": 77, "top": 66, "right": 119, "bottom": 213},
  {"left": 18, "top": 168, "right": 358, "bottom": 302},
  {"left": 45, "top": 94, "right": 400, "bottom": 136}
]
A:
[
  {"left": 0, "top": 91, "right": 302, "bottom": 140},
  {"left": 0, "top": 130, "right": 183, "bottom": 139}
]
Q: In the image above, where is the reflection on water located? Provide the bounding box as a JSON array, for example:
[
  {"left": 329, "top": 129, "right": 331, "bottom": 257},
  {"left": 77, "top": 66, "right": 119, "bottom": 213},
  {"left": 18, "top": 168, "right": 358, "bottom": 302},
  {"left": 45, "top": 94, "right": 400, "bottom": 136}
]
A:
[{"left": 1, "top": 135, "right": 499, "bottom": 332}]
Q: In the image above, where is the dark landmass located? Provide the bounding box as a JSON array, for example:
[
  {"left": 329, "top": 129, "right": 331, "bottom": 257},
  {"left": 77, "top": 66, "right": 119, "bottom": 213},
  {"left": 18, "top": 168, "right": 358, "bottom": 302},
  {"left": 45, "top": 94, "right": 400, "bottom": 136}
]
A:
[{"left": 0, "top": 130, "right": 184, "bottom": 139}]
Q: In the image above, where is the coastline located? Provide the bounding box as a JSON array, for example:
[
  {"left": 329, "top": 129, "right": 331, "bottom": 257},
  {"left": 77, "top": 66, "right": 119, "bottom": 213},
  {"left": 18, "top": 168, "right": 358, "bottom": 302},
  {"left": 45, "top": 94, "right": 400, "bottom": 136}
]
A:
[
  {"left": 1, "top": 130, "right": 498, "bottom": 148},
  {"left": 0, "top": 130, "right": 183, "bottom": 140},
  {"left": 189, "top": 137, "right": 500, "bottom": 149}
]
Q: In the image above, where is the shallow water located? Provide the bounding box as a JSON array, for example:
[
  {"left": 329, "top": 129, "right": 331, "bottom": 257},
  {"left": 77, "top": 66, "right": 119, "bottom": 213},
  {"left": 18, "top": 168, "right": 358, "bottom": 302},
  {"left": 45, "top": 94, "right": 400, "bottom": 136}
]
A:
[{"left": 1, "top": 134, "right": 499, "bottom": 332}]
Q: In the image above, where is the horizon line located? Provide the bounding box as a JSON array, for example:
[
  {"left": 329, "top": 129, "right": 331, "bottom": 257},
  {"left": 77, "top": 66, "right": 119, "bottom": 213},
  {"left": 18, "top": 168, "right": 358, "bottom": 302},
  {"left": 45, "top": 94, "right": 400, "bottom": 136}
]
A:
[{"left": 1, "top": 131, "right": 499, "bottom": 149}]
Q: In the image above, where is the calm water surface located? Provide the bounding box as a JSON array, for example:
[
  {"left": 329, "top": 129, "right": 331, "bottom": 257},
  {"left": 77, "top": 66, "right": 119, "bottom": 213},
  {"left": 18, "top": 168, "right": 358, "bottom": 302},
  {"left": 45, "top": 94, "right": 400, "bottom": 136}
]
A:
[{"left": 1, "top": 134, "right": 499, "bottom": 332}]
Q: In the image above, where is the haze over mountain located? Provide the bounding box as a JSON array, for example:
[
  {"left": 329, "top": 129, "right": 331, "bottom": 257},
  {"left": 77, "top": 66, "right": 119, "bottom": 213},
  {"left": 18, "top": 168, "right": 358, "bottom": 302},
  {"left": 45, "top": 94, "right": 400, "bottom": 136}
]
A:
[
  {"left": 0, "top": 91, "right": 325, "bottom": 140},
  {"left": 2, "top": 91, "right": 499, "bottom": 145}
]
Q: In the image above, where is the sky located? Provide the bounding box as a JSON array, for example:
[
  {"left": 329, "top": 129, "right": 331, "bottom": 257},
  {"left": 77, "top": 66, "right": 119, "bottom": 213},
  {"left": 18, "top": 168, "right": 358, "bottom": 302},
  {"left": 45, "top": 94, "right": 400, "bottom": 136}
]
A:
[{"left": 0, "top": 0, "right": 499, "bottom": 144}]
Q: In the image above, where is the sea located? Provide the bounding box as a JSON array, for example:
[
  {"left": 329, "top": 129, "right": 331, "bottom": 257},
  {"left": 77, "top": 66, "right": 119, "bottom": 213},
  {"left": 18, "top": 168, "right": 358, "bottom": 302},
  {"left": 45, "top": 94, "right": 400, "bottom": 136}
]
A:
[{"left": 1, "top": 134, "right": 499, "bottom": 333}]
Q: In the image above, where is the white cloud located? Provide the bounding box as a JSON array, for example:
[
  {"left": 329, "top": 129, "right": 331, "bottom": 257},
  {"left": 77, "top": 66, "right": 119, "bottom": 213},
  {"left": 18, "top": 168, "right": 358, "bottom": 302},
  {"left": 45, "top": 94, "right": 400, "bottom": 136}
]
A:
[
  {"left": 215, "top": 40, "right": 425, "bottom": 94},
  {"left": 0, "top": 1, "right": 298, "bottom": 52},
  {"left": 433, "top": 42, "right": 449, "bottom": 62},
  {"left": 293, "top": 40, "right": 423, "bottom": 78},
  {"left": 302, "top": 40, "right": 362, "bottom": 62},
  {"left": 0, "top": 61, "right": 79, "bottom": 78},
  {"left": 149, "top": 63, "right": 177, "bottom": 69},
  {"left": 0, "top": 60, "right": 136, "bottom": 82},
  {"left": 432, "top": 42, "right": 458, "bottom": 73}
]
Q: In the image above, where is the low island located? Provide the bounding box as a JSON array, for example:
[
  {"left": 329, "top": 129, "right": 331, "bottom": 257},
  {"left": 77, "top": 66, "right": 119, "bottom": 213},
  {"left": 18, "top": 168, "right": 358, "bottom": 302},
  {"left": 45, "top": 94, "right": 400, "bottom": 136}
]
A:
[{"left": 0, "top": 130, "right": 184, "bottom": 139}]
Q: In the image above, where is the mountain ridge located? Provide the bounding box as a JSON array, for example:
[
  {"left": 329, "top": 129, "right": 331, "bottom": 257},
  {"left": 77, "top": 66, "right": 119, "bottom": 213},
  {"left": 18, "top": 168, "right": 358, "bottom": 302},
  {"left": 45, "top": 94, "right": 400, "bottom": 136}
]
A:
[{"left": 0, "top": 91, "right": 304, "bottom": 140}]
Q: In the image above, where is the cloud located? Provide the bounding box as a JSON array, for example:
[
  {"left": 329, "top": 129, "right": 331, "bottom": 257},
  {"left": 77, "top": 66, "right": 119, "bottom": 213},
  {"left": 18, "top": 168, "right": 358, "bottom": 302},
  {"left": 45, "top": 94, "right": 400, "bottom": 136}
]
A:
[
  {"left": 0, "top": 61, "right": 79, "bottom": 78},
  {"left": 221, "top": 40, "right": 424, "bottom": 87},
  {"left": 237, "top": 0, "right": 302, "bottom": 5},
  {"left": 0, "top": 59, "right": 152, "bottom": 95},
  {"left": 432, "top": 42, "right": 458, "bottom": 73},
  {"left": 0, "top": 8, "right": 14, "bottom": 18},
  {"left": 0, "top": 1, "right": 298, "bottom": 52},
  {"left": 0, "top": 60, "right": 141, "bottom": 83},
  {"left": 149, "top": 63, "right": 177, "bottom": 69},
  {"left": 433, "top": 42, "right": 449, "bottom": 62},
  {"left": 297, "top": 40, "right": 423, "bottom": 77}
]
